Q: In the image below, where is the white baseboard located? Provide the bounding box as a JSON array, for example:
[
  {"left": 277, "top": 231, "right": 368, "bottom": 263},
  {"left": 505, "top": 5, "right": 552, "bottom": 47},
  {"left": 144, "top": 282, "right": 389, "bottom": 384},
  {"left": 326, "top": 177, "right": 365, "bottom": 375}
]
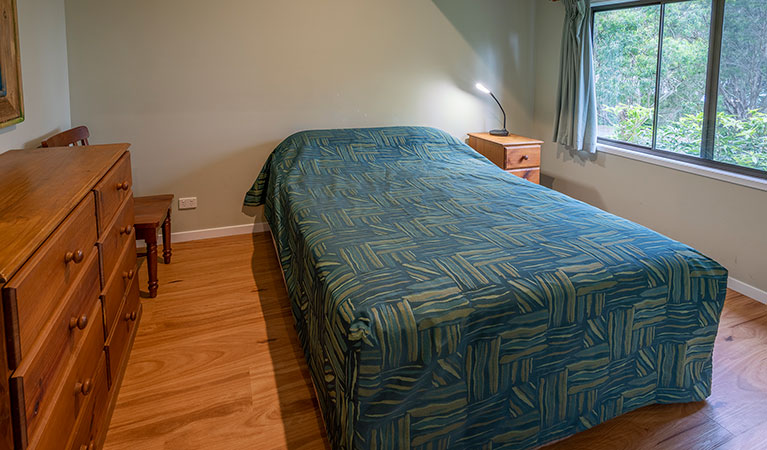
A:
[
  {"left": 170, "top": 222, "right": 269, "bottom": 243},
  {"left": 729, "top": 277, "right": 767, "bottom": 305}
]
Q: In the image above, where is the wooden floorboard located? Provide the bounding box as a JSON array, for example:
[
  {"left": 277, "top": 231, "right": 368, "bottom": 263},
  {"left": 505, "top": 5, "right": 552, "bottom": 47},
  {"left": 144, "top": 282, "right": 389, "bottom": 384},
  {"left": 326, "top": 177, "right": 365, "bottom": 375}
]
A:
[{"left": 104, "top": 233, "right": 767, "bottom": 450}]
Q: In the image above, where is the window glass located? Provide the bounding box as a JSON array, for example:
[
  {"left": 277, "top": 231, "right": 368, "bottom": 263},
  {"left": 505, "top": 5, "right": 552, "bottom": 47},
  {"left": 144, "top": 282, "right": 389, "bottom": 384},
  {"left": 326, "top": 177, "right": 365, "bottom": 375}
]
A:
[
  {"left": 594, "top": 5, "right": 660, "bottom": 147},
  {"left": 714, "top": 0, "right": 767, "bottom": 172},
  {"left": 655, "top": 0, "right": 711, "bottom": 155}
]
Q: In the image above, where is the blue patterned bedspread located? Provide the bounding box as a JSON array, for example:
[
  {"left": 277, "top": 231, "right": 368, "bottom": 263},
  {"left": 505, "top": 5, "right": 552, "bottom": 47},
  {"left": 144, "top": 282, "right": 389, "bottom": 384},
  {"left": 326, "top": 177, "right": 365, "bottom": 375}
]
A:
[{"left": 244, "top": 126, "right": 727, "bottom": 449}]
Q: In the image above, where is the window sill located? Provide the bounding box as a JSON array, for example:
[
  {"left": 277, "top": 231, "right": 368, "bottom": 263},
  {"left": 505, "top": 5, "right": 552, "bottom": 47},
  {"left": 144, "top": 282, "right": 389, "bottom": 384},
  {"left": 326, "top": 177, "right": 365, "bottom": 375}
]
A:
[{"left": 597, "top": 143, "right": 767, "bottom": 192}]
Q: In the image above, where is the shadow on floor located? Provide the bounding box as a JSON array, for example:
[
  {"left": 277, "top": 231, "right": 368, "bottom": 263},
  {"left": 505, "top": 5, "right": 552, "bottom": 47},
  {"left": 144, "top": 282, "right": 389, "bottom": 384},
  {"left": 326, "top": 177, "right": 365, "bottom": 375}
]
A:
[
  {"left": 250, "top": 231, "right": 330, "bottom": 450},
  {"left": 136, "top": 255, "right": 152, "bottom": 298}
]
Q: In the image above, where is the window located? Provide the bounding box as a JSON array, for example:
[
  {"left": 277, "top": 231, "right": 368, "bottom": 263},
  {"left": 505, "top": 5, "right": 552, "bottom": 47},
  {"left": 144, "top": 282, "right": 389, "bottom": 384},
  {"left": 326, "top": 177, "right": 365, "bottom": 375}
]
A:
[{"left": 593, "top": 0, "right": 767, "bottom": 179}]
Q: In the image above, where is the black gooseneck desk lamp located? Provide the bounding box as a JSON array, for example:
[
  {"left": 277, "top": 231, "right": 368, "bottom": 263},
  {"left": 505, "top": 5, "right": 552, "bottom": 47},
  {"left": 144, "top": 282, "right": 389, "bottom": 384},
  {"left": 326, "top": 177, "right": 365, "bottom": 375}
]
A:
[{"left": 476, "top": 83, "right": 510, "bottom": 136}]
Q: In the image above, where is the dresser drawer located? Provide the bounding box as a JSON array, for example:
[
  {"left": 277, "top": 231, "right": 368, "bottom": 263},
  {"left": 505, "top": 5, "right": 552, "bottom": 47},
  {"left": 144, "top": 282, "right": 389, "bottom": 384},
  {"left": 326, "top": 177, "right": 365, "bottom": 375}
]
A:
[
  {"left": 101, "top": 239, "right": 138, "bottom": 335},
  {"left": 97, "top": 195, "right": 135, "bottom": 288},
  {"left": 105, "top": 276, "right": 141, "bottom": 388},
  {"left": 2, "top": 194, "right": 98, "bottom": 367},
  {"left": 503, "top": 145, "right": 540, "bottom": 170},
  {"left": 9, "top": 252, "right": 100, "bottom": 444},
  {"left": 14, "top": 301, "right": 105, "bottom": 448},
  {"left": 507, "top": 168, "right": 540, "bottom": 184},
  {"left": 66, "top": 358, "right": 108, "bottom": 450},
  {"left": 31, "top": 354, "right": 108, "bottom": 450},
  {"left": 94, "top": 153, "right": 132, "bottom": 235}
]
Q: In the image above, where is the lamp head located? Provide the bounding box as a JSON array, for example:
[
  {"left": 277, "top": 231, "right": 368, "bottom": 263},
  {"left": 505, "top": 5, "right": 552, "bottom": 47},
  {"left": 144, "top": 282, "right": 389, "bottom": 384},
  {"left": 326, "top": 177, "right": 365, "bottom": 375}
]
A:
[
  {"left": 475, "top": 83, "right": 491, "bottom": 94},
  {"left": 475, "top": 82, "right": 509, "bottom": 136}
]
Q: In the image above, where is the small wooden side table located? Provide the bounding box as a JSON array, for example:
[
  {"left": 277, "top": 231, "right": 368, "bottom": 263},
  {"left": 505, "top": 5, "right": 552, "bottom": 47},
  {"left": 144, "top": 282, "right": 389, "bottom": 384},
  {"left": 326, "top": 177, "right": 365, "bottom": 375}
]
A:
[
  {"left": 468, "top": 132, "right": 543, "bottom": 184},
  {"left": 134, "top": 194, "right": 174, "bottom": 298}
]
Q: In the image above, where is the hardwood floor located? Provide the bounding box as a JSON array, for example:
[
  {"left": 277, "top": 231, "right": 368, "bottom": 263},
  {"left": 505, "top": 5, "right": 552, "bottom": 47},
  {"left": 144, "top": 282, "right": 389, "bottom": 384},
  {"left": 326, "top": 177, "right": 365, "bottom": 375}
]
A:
[
  {"left": 104, "top": 233, "right": 767, "bottom": 450},
  {"left": 104, "top": 233, "right": 327, "bottom": 450}
]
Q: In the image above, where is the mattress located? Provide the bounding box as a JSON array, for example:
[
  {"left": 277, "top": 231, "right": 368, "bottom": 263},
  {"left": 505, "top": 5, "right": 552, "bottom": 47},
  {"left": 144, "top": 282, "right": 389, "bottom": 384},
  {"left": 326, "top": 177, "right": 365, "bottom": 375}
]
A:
[{"left": 244, "top": 126, "right": 727, "bottom": 449}]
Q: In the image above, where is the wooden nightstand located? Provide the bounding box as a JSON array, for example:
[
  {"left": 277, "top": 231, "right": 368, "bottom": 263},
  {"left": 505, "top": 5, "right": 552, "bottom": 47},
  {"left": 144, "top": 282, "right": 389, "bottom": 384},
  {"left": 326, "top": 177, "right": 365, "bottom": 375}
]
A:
[{"left": 468, "top": 132, "right": 543, "bottom": 184}]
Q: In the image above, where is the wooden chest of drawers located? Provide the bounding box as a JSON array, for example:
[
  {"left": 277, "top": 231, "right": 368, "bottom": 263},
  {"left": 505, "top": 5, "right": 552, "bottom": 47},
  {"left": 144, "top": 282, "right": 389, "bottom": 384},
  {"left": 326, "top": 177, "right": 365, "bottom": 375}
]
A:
[
  {"left": 0, "top": 145, "right": 142, "bottom": 449},
  {"left": 468, "top": 132, "right": 543, "bottom": 184}
]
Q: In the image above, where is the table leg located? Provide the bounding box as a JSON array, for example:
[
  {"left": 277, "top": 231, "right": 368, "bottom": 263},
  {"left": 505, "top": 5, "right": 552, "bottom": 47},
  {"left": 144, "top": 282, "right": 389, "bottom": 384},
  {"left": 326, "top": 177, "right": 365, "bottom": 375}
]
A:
[
  {"left": 162, "top": 209, "right": 172, "bottom": 264},
  {"left": 146, "top": 231, "right": 159, "bottom": 298}
]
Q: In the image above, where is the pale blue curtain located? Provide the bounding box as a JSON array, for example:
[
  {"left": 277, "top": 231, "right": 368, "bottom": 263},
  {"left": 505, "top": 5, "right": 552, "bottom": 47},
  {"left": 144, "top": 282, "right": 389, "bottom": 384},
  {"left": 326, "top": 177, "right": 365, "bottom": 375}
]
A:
[{"left": 553, "top": 0, "right": 598, "bottom": 153}]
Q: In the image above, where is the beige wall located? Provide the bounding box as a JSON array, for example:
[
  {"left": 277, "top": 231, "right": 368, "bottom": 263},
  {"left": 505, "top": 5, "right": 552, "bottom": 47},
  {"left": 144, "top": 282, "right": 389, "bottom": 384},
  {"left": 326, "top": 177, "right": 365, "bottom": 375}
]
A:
[
  {"left": 6, "top": 0, "right": 761, "bottom": 291},
  {"left": 0, "top": 0, "right": 71, "bottom": 150},
  {"left": 65, "top": 0, "right": 537, "bottom": 234},
  {"left": 532, "top": 2, "right": 767, "bottom": 292}
]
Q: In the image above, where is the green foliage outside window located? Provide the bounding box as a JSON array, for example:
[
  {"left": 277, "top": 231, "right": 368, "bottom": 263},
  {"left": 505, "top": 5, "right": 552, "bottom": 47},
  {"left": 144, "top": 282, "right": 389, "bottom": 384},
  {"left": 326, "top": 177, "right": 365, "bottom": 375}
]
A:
[
  {"left": 594, "top": 0, "right": 767, "bottom": 173},
  {"left": 606, "top": 105, "right": 767, "bottom": 171}
]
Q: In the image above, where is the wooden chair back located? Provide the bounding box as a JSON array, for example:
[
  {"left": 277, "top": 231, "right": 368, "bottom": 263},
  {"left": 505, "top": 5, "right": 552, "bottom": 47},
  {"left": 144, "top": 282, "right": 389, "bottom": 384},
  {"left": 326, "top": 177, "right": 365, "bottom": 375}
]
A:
[{"left": 41, "top": 126, "right": 91, "bottom": 147}]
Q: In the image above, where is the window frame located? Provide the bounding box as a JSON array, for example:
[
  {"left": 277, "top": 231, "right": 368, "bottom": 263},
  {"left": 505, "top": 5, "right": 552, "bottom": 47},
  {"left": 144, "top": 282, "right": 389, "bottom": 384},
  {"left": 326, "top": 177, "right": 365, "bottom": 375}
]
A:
[
  {"left": 592, "top": 0, "right": 767, "bottom": 180},
  {"left": 0, "top": 0, "right": 23, "bottom": 128}
]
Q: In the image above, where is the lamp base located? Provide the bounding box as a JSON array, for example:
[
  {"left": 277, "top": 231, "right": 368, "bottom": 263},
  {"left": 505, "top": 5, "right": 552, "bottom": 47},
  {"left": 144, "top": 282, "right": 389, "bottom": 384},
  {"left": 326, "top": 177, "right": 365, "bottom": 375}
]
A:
[{"left": 489, "top": 129, "right": 510, "bottom": 136}]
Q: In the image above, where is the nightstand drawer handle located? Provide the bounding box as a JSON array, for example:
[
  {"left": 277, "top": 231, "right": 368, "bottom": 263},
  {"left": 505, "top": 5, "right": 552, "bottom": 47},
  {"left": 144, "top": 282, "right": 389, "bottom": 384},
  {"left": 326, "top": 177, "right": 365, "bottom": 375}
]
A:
[
  {"left": 522, "top": 155, "right": 530, "bottom": 161},
  {"left": 120, "top": 225, "right": 133, "bottom": 236}
]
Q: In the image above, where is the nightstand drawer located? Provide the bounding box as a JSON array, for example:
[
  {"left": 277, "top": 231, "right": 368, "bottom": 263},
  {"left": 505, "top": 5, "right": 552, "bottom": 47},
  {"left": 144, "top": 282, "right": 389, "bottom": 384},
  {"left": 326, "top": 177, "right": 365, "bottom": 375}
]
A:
[
  {"left": 468, "top": 132, "right": 544, "bottom": 185},
  {"left": 507, "top": 168, "right": 540, "bottom": 184},
  {"left": 504, "top": 145, "right": 540, "bottom": 170}
]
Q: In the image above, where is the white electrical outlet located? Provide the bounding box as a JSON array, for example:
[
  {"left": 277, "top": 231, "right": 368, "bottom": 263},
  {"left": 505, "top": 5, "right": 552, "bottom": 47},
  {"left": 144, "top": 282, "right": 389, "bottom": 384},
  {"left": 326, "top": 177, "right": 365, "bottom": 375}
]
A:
[{"left": 178, "top": 197, "right": 197, "bottom": 210}]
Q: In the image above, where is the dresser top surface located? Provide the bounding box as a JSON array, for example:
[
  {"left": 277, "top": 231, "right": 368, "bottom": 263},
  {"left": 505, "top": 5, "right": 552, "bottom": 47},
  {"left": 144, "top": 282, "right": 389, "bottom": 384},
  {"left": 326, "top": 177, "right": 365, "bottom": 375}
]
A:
[
  {"left": 468, "top": 132, "right": 544, "bottom": 146},
  {"left": 0, "top": 144, "right": 129, "bottom": 283}
]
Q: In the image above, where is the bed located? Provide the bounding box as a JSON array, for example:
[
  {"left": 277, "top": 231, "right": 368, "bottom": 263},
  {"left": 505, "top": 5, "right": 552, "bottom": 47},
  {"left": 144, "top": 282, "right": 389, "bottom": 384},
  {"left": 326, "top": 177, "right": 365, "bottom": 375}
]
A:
[{"left": 244, "top": 126, "right": 727, "bottom": 449}]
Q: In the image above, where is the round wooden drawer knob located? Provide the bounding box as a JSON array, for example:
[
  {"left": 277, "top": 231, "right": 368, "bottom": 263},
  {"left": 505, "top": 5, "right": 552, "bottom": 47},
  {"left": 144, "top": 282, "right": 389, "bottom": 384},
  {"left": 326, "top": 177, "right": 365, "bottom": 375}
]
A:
[
  {"left": 122, "top": 269, "right": 135, "bottom": 280},
  {"left": 75, "top": 378, "right": 92, "bottom": 396},
  {"left": 522, "top": 155, "right": 530, "bottom": 161},
  {"left": 65, "top": 250, "right": 84, "bottom": 264},
  {"left": 120, "top": 225, "right": 133, "bottom": 235},
  {"left": 69, "top": 314, "right": 88, "bottom": 330},
  {"left": 125, "top": 311, "right": 137, "bottom": 321},
  {"left": 116, "top": 181, "right": 130, "bottom": 191}
]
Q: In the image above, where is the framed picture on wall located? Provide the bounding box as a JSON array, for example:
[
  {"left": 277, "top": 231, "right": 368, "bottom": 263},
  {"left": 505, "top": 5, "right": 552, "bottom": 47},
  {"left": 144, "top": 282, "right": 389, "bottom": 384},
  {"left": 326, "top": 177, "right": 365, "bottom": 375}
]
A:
[{"left": 0, "top": 0, "right": 22, "bottom": 128}]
